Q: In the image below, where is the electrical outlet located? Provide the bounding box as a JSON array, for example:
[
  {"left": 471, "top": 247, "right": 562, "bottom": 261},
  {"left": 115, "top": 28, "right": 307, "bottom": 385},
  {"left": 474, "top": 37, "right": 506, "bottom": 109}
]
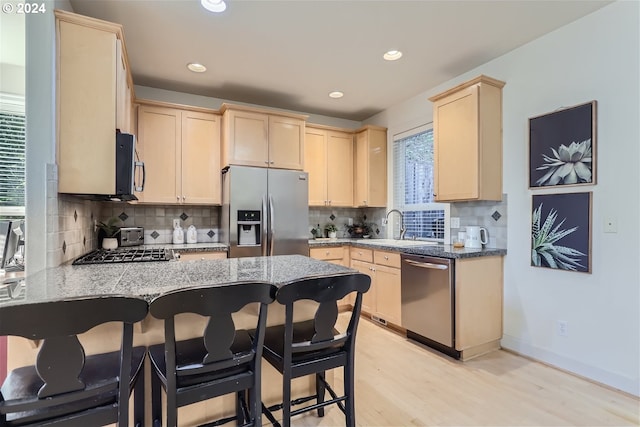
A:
[
  {"left": 450, "top": 217, "right": 460, "bottom": 228},
  {"left": 557, "top": 320, "right": 569, "bottom": 337},
  {"left": 347, "top": 218, "right": 353, "bottom": 226},
  {"left": 381, "top": 218, "right": 387, "bottom": 226},
  {"left": 173, "top": 219, "right": 180, "bottom": 229}
]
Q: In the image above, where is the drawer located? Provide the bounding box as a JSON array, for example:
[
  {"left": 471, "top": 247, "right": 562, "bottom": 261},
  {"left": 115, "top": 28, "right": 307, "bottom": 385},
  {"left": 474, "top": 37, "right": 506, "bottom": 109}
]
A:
[
  {"left": 350, "top": 247, "right": 373, "bottom": 263},
  {"left": 374, "top": 250, "right": 401, "bottom": 268},
  {"left": 178, "top": 251, "right": 227, "bottom": 261},
  {"left": 310, "top": 246, "right": 344, "bottom": 260}
]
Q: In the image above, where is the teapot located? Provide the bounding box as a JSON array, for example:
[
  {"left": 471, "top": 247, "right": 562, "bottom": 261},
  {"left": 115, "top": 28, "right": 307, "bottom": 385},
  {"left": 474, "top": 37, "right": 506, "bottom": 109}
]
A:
[{"left": 464, "top": 226, "right": 488, "bottom": 248}]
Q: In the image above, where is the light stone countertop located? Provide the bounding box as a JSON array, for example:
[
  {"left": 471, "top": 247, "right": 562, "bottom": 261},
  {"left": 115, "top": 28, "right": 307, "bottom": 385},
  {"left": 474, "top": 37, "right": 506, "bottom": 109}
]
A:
[{"left": 0, "top": 255, "right": 355, "bottom": 307}]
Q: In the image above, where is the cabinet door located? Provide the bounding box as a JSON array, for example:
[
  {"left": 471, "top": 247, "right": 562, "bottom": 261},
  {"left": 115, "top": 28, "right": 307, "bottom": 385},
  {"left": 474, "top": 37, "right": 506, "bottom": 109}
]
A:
[
  {"left": 304, "top": 128, "right": 328, "bottom": 206},
  {"left": 115, "top": 40, "right": 132, "bottom": 134},
  {"left": 354, "top": 129, "right": 387, "bottom": 207},
  {"left": 137, "top": 105, "right": 180, "bottom": 203},
  {"left": 57, "top": 19, "right": 117, "bottom": 195},
  {"left": 181, "top": 111, "right": 221, "bottom": 204},
  {"left": 326, "top": 131, "right": 353, "bottom": 207},
  {"left": 374, "top": 264, "right": 401, "bottom": 325},
  {"left": 224, "top": 110, "right": 269, "bottom": 167},
  {"left": 433, "top": 85, "right": 479, "bottom": 201},
  {"left": 350, "top": 259, "right": 376, "bottom": 314},
  {"left": 354, "top": 132, "right": 368, "bottom": 207},
  {"left": 269, "top": 116, "right": 304, "bottom": 170},
  {"left": 179, "top": 251, "right": 227, "bottom": 261}
]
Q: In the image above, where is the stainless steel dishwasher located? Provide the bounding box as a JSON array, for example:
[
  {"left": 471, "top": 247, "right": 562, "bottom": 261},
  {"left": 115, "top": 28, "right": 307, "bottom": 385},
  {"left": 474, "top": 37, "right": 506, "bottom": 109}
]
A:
[{"left": 401, "top": 254, "right": 459, "bottom": 359}]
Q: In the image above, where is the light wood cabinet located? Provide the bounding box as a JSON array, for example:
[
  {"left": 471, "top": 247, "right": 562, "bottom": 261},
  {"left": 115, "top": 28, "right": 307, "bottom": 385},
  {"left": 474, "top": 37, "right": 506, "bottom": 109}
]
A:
[
  {"left": 55, "top": 10, "right": 135, "bottom": 195},
  {"left": 310, "top": 246, "right": 352, "bottom": 306},
  {"left": 455, "top": 255, "right": 504, "bottom": 360},
  {"left": 178, "top": 251, "right": 227, "bottom": 261},
  {"left": 137, "top": 102, "right": 221, "bottom": 205},
  {"left": 350, "top": 248, "right": 401, "bottom": 325},
  {"left": 429, "top": 75, "right": 505, "bottom": 202},
  {"left": 354, "top": 126, "right": 387, "bottom": 207},
  {"left": 304, "top": 126, "right": 353, "bottom": 206},
  {"left": 221, "top": 104, "right": 306, "bottom": 170}
]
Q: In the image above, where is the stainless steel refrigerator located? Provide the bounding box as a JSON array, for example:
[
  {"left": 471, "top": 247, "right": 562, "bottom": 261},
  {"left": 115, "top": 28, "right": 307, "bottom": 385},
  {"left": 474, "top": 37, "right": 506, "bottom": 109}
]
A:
[{"left": 221, "top": 166, "right": 309, "bottom": 258}]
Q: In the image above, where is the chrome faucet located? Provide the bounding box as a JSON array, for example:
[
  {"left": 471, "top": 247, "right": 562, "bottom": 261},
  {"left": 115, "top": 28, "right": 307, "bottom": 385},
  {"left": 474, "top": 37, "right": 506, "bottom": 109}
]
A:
[{"left": 386, "top": 209, "right": 406, "bottom": 240}]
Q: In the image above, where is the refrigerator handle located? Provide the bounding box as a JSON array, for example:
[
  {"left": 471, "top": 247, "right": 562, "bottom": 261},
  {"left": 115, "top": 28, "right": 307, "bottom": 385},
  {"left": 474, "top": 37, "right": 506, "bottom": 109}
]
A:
[
  {"left": 261, "top": 195, "right": 268, "bottom": 256},
  {"left": 269, "top": 194, "right": 275, "bottom": 256}
]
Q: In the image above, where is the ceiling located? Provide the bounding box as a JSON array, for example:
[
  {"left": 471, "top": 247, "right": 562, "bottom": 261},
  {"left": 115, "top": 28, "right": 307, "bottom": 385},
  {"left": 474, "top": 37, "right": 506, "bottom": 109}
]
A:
[{"left": 67, "top": 0, "right": 611, "bottom": 121}]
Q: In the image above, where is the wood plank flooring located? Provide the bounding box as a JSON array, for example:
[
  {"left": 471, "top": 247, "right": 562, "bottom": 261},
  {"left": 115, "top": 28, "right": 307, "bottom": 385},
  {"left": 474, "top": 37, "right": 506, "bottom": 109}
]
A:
[{"left": 281, "top": 314, "right": 639, "bottom": 426}]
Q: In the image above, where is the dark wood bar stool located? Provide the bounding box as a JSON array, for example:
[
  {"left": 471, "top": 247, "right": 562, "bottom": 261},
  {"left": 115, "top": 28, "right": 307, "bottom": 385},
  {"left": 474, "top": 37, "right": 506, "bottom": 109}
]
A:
[
  {"left": 256, "top": 273, "right": 371, "bottom": 427},
  {"left": 147, "top": 281, "right": 276, "bottom": 427},
  {"left": 0, "top": 295, "right": 148, "bottom": 426}
]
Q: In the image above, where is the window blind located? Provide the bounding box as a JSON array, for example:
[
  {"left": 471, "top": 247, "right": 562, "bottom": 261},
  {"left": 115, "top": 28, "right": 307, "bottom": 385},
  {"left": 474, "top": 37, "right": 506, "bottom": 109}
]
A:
[
  {"left": 392, "top": 125, "right": 449, "bottom": 242},
  {"left": 0, "top": 95, "right": 26, "bottom": 215}
]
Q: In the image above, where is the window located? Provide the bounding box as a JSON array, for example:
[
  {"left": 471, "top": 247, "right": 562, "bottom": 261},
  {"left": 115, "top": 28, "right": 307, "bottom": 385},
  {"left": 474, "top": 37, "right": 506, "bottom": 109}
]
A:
[
  {"left": 0, "top": 93, "right": 26, "bottom": 218},
  {"left": 392, "top": 124, "right": 449, "bottom": 242}
]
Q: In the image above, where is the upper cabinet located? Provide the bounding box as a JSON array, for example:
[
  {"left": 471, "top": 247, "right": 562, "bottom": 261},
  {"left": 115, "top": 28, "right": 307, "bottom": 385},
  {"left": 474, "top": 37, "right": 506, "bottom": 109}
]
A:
[
  {"left": 136, "top": 102, "right": 221, "bottom": 205},
  {"left": 304, "top": 126, "right": 353, "bottom": 207},
  {"left": 354, "top": 126, "right": 387, "bottom": 207},
  {"left": 429, "top": 75, "right": 505, "bottom": 202},
  {"left": 221, "top": 104, "right": 307, "bottom": 170},
  {"left": 55, "top": 10, "right": 135, "bottom": 195}
]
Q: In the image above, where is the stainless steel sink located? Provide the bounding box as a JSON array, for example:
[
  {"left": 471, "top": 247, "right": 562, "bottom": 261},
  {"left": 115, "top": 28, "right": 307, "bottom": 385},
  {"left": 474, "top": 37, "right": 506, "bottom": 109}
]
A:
[{"left": 356, "top": 239, "right": 439, "bottom": 247}]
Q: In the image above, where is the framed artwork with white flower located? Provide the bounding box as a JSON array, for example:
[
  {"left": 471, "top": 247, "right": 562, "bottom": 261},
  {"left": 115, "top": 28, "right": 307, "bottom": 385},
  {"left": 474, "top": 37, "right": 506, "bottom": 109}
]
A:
[
  {"left": 528, "top": 100, "right": 597, "bottom": 188},
  {"left": 531, "top": 192, "right": 592, "bottom": 273}
]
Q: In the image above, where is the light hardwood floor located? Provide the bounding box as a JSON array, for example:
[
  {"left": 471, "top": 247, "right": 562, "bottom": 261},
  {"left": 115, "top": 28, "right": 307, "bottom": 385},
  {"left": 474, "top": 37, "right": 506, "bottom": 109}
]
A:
[{"left": 278, "top": 313, "right": 639, "bottom": 427}]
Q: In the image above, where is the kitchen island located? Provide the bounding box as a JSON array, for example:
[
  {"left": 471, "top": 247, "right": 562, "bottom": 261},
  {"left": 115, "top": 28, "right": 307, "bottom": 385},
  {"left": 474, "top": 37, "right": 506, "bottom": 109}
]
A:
[{"left": 3, "top": 255, "right": 355, "bottom": 426}]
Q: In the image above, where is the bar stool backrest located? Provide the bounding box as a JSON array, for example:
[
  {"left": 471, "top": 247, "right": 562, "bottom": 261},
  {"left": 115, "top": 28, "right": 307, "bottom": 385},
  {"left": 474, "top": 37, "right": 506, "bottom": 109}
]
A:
[{"left": 0, "top": 295, "right": 148, "bottom": 426}]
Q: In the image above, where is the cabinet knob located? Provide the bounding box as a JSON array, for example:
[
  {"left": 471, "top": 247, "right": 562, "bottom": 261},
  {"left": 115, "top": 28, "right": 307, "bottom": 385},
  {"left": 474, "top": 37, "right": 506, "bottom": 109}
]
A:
[
  {"left": 328, "top": 200, "right": 331, "bottom": 205},
  {"left": 384, "top": 255, "right": 389, "bottom": 260},
  {"left": 326, "top": 251, "right": 330, "bottom": 255},
  {"left": 363, "top": 200, "right": 367, "bottom": 205},
  {"left": 264, "top": 161, "right": 269, "bottom": 164},
  {"left": 176, "top": 196, "right": 180, "bottom": 201},
  {"left": 270, "top": 161, "right": 274, "bottom": 164},
  {"left": 182, "top": 196, "right": 186, "bottom": 201}
]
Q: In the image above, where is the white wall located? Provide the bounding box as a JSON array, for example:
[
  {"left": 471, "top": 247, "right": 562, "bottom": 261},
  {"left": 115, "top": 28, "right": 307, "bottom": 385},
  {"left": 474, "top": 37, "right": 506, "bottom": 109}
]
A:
[{"left": 366, "top": 1, "right": 639, "bottom": 396}]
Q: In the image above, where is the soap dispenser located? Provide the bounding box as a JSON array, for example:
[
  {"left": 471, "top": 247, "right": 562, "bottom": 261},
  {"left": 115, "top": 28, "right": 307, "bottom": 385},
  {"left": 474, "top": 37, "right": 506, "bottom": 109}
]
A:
[{"left": 172, "top": 223, "right": 184, "bottom": 244}]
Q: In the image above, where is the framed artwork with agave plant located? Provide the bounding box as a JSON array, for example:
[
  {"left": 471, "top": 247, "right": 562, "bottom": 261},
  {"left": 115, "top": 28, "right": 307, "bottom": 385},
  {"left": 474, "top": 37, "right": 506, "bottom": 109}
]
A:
[
  {"left": 531, "top": 192, "right": 592, "bottom": 273},
  {"left": 529, "top": 101, "right": 596, "bottom": 188}
]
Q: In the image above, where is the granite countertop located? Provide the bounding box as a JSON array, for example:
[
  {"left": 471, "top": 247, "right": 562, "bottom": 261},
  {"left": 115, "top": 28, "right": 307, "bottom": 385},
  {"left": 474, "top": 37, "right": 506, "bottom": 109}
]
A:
[
  {"left": 138, "top": 242, "right": 228, "bottom": 253},
  {"left": 0, "top": 255, "right": 355, "bottom": 307},
  {"left": 308, "top": 238, "right": 507, "bottom": 259}
]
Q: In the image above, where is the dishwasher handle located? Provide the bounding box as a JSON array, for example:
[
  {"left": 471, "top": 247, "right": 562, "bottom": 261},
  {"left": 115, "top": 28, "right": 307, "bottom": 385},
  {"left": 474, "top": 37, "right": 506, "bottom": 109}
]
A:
[{"left": 403, "top": 259, "right": 449, "bottom": 270}]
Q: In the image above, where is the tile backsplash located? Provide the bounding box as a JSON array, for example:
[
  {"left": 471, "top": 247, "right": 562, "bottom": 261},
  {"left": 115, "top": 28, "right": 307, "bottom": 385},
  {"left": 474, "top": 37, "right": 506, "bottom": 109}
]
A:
[
  {"left": 99, "top": 204, "right": 221, "bottom": 245},
  {"left": 450, "top": 194, "right": 508, "bottom": 248},
  {"left": 52, "top": 194, "right": 100, "bottom": 266},
  {"left": 309, "top": 207, "right": 387, "bottom": 238}
]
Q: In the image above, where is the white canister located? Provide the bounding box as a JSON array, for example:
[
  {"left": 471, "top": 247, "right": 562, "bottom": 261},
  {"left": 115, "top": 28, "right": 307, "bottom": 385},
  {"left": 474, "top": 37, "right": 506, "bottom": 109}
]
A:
[
  {"left": 172, "top": 225, "right": 184, "bottom": 244},
  {"left": 187, "top": 225, "right": 198, "bottom": 244},
  {"left": 464, "top": 226, "right": 488, "bottom": 248}
]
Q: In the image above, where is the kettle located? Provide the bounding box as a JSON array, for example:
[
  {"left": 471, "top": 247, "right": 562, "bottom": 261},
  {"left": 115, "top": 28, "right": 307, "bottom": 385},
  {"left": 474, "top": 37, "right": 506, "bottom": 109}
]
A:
[
  {"left": 465, "top": 226, "right": 488, "bottom": 248},
  {"left": 172, "top": 224, "right": 184, "bottom": 244},
  {"left": 187, "top": 225, "right": 197, "bottom": 244}
]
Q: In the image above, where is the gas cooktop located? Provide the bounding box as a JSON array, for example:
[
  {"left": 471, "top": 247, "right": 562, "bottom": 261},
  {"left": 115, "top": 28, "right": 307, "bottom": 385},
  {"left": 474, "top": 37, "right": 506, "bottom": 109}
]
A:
[{"left": 72, "top": 247, "right": 172, "bottom": 265}]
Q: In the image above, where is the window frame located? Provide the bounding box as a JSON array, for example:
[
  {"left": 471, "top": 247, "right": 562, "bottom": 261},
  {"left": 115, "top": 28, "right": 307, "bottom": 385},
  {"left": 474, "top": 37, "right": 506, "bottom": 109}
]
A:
[
  {"left": 0, "top": 93, "right": 26, "bottom": 218},
  {"left": 392, "top": 122, "right": 450, "bottom": 243}
]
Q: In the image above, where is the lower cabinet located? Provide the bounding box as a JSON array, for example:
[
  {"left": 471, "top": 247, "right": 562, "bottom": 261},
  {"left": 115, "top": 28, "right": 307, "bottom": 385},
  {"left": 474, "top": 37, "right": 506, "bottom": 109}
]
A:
[
  {"left": 177, "top": 251, "right": 227, "bottom": 261},
  {"left": 350, "top": 248, "right": 401, "bottom": 326},
  {"left": 309, "top": 246, "right": 352, "bottom": 306}
]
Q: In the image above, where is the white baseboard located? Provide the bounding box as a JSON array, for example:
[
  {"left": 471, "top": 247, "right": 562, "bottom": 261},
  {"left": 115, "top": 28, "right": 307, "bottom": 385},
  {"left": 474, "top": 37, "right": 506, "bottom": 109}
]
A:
[{"left": 501, "top": 334, "right": 639, "bottom": 397}]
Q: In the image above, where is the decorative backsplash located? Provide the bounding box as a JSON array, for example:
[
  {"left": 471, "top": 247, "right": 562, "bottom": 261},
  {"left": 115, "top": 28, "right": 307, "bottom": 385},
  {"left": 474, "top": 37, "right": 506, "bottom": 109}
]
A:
[
  {"left": 450, "top": 194, "right": 508, "bottom": 248},
  {"left": 52, "top": 194, "right": 100, "bottom": 266},
  {"left": 308, "top": 207, "right": 387, "bottom": 238},
  {"left": 99, "top": 204, "right": 221, "bottom": 245}
]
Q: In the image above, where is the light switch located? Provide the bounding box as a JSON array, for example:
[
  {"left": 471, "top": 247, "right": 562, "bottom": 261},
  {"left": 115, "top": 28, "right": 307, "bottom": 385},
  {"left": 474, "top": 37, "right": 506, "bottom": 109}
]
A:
[
  {"left": 450, "top": 217, "right": 460, "bottom": 228},
  {"left": 603, "top": 217, "right": 617, "bottom": 233}
]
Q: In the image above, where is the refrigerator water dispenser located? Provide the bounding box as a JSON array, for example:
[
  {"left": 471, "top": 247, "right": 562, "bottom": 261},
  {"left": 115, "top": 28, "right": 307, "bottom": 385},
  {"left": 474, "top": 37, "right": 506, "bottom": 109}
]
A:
[{"left": 237, "top": 210, "right": 261, "bottom": 246}]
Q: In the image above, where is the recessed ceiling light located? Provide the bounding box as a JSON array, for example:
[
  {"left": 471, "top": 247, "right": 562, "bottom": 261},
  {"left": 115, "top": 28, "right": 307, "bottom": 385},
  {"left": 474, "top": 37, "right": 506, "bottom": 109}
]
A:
[
  {"left": 383, "top": 50, "right": 403, "bottom": 61},
  {"left": 328, "top": 91, "right": 344, "bottom": 99},
  {"left": 187, "top": 63, "right": 207, "bottom": 73},
  {"left": 201, "top": 0, "right": 227, "bottom": 13}
]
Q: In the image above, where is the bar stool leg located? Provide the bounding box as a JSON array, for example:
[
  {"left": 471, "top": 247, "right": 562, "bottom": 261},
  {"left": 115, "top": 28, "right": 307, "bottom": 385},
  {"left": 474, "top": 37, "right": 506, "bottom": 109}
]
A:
[
  {"left": 151, "top": 367, "right": 162, "bottom": 426},
  {"left": 316, "top": 371, "right": 326, "bottom": 417},
  {"left": 344, "top": 364, "right": 355, "bottom": 427},
  {"left": 134, "top": 367, "right": 145, "bottom": 427}
]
